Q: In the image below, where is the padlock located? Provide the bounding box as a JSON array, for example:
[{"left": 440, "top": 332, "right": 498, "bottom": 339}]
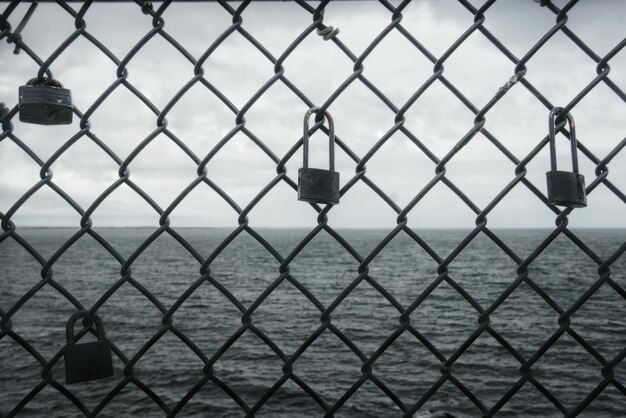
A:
[
  {"left": 64, "top": 311, "right": 114, "bottom": 384},
  {"left": 19, "top": 77, "right": 73, "bottom": 125},
  {"left": 298, "top": 107, "right": 340, "bottom": 205},
  {"left": 546, "top": 107, "right": 586, "bottom": 208}
]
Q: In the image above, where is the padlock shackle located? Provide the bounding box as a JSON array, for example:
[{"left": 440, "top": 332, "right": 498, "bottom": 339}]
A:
[
  {"left": 26, "top": 77, "right": 63, "bottom": 88},
  {"left": 66, "top": 311, "right": 106, "bottom": 345},
  {"left": 548, "top": 107, "right": 579, "bottom": 174},
  {"left": 302, "top": 107, "right": 335, "bottom": 171}
]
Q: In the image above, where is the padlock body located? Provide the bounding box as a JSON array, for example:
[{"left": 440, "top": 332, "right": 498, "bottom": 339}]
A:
[
  {"left": 65, "top": 340, "right": 114, "bottom": 384},
  {"left": 546, "top": 170, "right": 587, "bottom": 208},
  {"left": 19, "top": 85, "right": 73, "bottom": 125},
  {"left": 298, "top": 167, "right": 340, "bottom": 204}
]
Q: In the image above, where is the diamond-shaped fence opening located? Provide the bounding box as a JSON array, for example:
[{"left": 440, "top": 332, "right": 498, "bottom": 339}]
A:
[{"left": 0, "top": 1, "right": 625, "bottom": 417}]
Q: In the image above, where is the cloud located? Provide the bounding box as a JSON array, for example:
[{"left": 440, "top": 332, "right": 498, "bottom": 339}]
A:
[{"left": 0, "top": 0, "right": 624, "bottom": 228}]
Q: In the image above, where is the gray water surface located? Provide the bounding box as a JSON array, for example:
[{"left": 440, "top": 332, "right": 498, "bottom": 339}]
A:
[{"left": 1, "top": 228, "right": 625, "bottom": 417}]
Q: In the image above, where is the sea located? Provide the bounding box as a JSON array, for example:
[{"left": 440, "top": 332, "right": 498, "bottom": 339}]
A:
[{"left": 1, "top": 228, "right": 625, "bottom": 417}]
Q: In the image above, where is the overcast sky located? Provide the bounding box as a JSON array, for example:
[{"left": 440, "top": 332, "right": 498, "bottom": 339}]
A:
[{"left": 0, "top": 0, "right": 624, "bottom": 229}]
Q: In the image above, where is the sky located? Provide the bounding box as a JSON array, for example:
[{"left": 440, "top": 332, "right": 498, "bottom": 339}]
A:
[{"left": 0, "top": 0, "right": 624, "bottom": 229}]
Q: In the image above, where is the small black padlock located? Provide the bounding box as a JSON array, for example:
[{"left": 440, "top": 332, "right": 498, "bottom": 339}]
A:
[
  {"left": 65, "top": 311, "right": 114, "bottom": 384},
  {"left": 546, "top": 107, "right": 586, "bottom": 208},
  {"left": 19, "top": 77, "right": 73, "bottom": 125},
  {"left": 298, "top": 107, "right": 340, "bottom": 205}
]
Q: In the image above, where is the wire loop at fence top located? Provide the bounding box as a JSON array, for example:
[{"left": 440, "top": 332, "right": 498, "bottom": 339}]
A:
[{"left": 1, "top": 0, "right": 625, "bottom": 417}]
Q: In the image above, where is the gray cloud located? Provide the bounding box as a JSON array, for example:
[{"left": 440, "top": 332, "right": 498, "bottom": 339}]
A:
[{"left": 0, "top": 0, "right": 624, "bottom": 228}]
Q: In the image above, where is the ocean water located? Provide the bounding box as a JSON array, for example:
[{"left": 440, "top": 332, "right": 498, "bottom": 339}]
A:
[{"left": 0, "top": 228, "right": 625, "bottom": 417}]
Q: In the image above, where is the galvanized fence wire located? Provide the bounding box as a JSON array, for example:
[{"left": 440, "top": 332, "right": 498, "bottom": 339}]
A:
[{"left": 0, "top": 0, "right": 625, "bottom": 416}]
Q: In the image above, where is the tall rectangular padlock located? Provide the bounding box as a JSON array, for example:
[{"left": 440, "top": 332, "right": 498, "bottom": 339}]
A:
[
  {"left": 297, "top": 107, "right": 340, "bottom": 205},
  {"left": 19, "top": 78, "right": 73, "bottom": 125},
  {"left": 546, "top": 108, "right": 586, "bottom": 208},
  {"left": 65, "top": 312, "right": 114, "bottom": 384}
]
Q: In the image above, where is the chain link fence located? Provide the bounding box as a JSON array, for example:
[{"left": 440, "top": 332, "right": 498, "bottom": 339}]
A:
[{"left": 0, "top": 0, "right": 625, "bottom": 416}]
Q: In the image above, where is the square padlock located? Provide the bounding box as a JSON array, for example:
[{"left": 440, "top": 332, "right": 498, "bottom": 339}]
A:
[
  {"left": 546, "top": 170, "right": 586, "bottom": 208},
  {"left": 65, "top": 339, "right": 114, "bottom": 384},
  {"left": 19, "top": 84, "right": 73, "bottom": 125}
]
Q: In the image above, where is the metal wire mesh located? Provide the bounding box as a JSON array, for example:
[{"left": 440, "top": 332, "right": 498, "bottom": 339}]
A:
[{"left": 0, "top": 0, "right": 625, "bottom": 416}]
